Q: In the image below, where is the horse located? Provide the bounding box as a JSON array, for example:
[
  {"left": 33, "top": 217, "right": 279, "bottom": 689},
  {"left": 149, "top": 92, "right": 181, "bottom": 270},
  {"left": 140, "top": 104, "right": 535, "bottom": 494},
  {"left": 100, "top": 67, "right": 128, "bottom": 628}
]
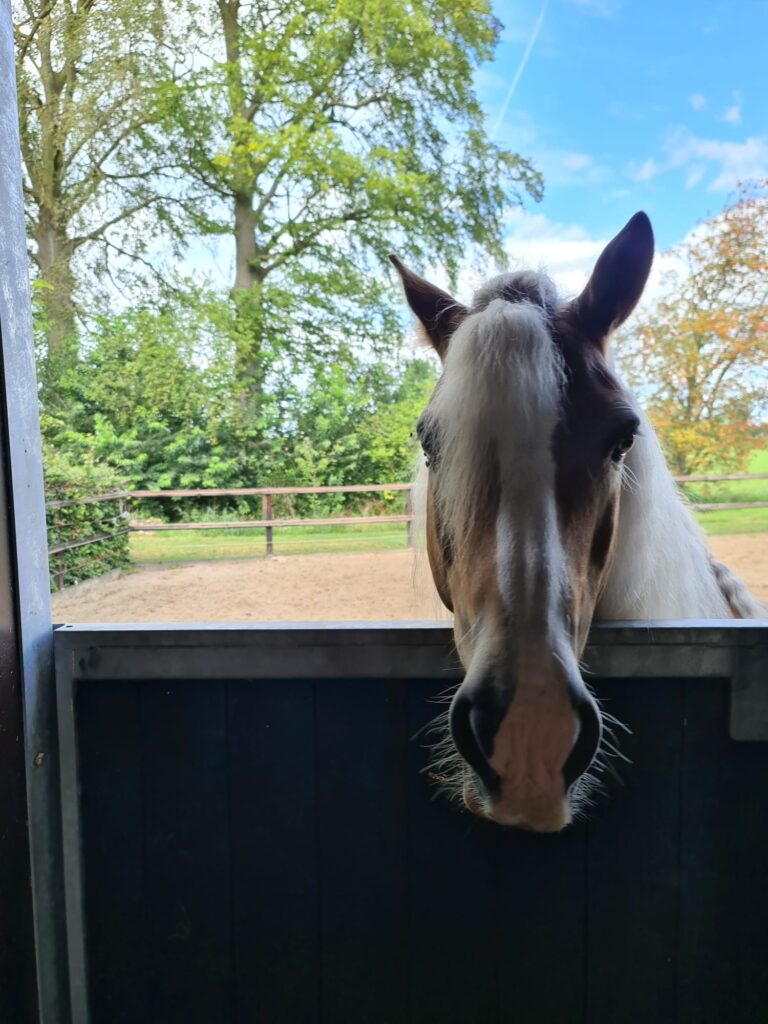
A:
[{"left": 390, "top": 212, "right": 764, "bottom": 833}]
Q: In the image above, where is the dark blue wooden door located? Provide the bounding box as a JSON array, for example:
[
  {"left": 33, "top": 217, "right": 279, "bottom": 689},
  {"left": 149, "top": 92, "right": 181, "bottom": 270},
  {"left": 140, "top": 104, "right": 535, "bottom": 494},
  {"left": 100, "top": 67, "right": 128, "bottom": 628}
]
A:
[{"left": 76, "top": 672, "right": 768, "bottom": 1024}]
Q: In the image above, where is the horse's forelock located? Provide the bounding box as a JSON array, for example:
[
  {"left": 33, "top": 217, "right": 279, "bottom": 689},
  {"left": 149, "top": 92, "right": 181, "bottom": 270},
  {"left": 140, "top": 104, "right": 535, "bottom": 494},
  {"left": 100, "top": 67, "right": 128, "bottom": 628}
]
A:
[
  {"left": 471, "top": 270, "right": 561, "bottom": 317},
  {"left": 422, "top": 279, "right": 564, "bottom": 561}
]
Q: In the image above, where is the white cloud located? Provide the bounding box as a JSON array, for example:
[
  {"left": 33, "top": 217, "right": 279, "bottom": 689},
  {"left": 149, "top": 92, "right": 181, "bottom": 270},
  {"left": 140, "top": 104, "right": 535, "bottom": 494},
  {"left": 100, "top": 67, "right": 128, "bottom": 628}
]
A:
[
  {"left": 498, "top": 209, "right": 701, "bottom": 316},
  {"left": 685, "top": 164, "right": 706, "bottom": 189},
  {"left": 625, "top": 128, "right": 768, "bottom": 192},
  {"left": 721, "top": 91, "right": 742, "bottom": 125},
  {"left": 425, "top": 210, "right": 688, "bottom": 350},
  {"left": 431, "top": 210, "right": 608, "bottom": 302},
  {"left": 626, "top": 157, "right": 662, "bottom": 183},
  {"left": 689, "top": 93, "right": 707, "bottom": 112},
  {"left": 533, "top": 148, "right": 610, "bottom": 186},
  {"left": 566, "top": 0, "right": 621, "bottom": 17},
  {"left": 501, "top": 209, "right": 606, "bottom": 297},
  {"left": 561, "top": 152, "right": 592, "bottom": 171},
  {"left": 664, "top": 128, "right": 768, "bottom": 191}
]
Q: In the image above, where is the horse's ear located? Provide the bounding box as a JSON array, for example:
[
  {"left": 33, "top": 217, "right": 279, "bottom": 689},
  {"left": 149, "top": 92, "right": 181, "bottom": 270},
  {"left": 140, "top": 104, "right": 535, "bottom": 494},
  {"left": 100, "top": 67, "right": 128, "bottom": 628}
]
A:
[
  {"left": 574, "top": 212, "right": 654, "bottom": 349},
  {"left": 389, "top": 254, "right": 468, "bottom": 362}
]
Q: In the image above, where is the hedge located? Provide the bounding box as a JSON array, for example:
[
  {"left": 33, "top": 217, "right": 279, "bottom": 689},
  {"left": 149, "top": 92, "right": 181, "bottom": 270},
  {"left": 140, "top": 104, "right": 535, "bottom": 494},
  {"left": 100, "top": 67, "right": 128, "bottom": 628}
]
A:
[{"left": 44, "top": 448, "right": 131, "bottom": 591}]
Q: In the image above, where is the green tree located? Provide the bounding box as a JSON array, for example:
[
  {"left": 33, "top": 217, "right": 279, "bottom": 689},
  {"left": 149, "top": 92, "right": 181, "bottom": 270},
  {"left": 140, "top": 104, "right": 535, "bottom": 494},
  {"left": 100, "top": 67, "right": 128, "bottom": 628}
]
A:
[
  {"left": 13, "top": 0, "right": 182, "bottom": 356},
  {"left": 170, "top": 0, "right": 541, "bottom": 412},
  {"left": 40, "top": 298, "right": 218, "bottom": 489}
]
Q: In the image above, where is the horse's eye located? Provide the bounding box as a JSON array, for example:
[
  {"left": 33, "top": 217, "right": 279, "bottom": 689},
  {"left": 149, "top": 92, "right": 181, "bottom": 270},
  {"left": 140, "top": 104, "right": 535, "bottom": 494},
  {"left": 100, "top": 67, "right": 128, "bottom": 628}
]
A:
[
  {"left": 611, "top": 434, "right": 635, "bottom": 463},
  {"left": 417, "top": 417, "right": 438, "bottom": 469}
]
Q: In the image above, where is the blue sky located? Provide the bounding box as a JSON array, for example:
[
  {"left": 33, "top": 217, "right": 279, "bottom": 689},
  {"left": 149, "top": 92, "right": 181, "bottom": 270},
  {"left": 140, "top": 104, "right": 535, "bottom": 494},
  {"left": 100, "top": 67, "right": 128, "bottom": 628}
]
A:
[{"left": 476, "top": 0, "right": 768, "bottom": 295}]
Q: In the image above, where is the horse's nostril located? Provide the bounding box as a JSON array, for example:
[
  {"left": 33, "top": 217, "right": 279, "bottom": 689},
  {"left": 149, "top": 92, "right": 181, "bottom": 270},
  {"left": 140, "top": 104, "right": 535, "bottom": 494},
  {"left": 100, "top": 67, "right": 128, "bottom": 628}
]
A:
[
  {"left": 449, "top": 690, "right": 502, "bottom": 795},
  {"left": 562, "top": 690, "right": 602, "bottom": 788}
]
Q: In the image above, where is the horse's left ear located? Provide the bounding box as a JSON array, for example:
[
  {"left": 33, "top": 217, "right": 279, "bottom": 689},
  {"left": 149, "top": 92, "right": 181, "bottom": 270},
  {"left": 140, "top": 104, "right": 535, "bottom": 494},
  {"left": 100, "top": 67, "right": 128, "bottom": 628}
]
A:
[
  {"left": 574, "top": 212, "right": 654, "bottom": 349},
  {"left": 388, "top": 254, "right": 468, "bottom": 362}
]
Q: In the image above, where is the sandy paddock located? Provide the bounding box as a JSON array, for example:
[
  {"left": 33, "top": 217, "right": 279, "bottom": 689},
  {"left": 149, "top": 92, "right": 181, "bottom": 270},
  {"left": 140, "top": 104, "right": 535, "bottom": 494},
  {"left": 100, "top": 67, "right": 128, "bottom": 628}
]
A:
[{"left": 52, "top": 534, "right": 767, "bottom": 623}]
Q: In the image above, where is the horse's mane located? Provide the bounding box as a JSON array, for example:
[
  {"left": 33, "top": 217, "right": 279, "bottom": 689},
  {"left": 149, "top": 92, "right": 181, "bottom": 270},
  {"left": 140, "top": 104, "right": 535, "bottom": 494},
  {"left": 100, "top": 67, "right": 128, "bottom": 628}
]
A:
[{"left": 596, "top": 402, "right": 764, "bottom": 619}]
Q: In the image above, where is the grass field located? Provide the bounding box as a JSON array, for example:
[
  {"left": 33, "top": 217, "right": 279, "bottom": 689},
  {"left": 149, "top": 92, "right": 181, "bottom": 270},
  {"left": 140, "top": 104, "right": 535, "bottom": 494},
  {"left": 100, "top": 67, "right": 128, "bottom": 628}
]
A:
[
  {"left": 130, "top": 522, "right": 410, "bottom": 562},
  {"left": 680, "top": 449, "right": 768, "bottom": 535}
]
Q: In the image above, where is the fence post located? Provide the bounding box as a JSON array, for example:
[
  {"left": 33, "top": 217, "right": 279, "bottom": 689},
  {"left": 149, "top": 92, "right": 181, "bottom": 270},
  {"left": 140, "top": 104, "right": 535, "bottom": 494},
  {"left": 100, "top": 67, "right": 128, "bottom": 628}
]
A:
[
  {"left": 262, "top": 493, "right": 273, "bottom": 555},
  {"left": 54, "top": 555, "right": 64, "bottom": 592},
  {"left": 53, "top": 509, "right": 64, "bottom": 590},
  {"left": 405, "top": 487, "right": 414, "bottom": 549}
]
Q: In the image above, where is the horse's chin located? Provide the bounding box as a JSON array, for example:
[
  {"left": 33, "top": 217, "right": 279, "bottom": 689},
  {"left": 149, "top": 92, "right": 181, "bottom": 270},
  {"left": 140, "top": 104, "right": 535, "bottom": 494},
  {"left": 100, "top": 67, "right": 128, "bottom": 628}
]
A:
[{"left": 462, "top": 778, "right": 571, "bottom": 834}]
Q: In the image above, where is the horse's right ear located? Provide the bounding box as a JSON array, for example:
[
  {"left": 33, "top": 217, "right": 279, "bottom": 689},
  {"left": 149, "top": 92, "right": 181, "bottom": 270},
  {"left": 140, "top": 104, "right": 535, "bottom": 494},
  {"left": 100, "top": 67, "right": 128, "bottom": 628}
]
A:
[
  {"left": 574, "top": 212, "right": 654, "bottom": 350},
  {"left": 389, "top": 254, "right": 468, "bottom": 362}
]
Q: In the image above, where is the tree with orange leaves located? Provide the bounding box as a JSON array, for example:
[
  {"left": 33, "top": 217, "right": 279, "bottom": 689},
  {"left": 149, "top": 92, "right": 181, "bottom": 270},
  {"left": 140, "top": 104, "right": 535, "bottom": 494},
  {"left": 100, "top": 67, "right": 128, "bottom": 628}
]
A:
[{"left": 617, "top": 181, "right": 768, "bottom": 475}]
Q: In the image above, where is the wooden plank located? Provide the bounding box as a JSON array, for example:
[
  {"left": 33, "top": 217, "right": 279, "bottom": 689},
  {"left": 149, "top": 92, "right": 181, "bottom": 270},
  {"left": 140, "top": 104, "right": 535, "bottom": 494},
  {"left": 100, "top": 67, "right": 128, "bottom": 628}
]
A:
[
  {"left": 691, "top": 502, "right": 768, "bottom": 512},
  {"left": 678, "top": 677, "right": 768, "bottom": 1023},
  {"left": 261, "top": 493, "right": 273, "bottom": 555},
  {"left": 140, "top": 681, "right": 233, "bottom": 1024},
  {"left": 405, "top": 679, "right": 500, "bottom": 1024},
  {"left": 227, "top": 680, "right": 320, "bottom": 1024},
  {"left": 674, "top": 472, "right": 768, "bottom": 483},
  {"left": 495, "top": 809, "right": 587, "bottom": 1022},
  {"left": 131, "top": 483, "right": 412, "bottom": 498},
  {"left": 404, "top": 678, "right": 587, "bottom": 1024},
  {"left": 129, "top": 515, "right": 412, "bottom": 531},
  {"left": 48, "top": 527, "right": 130, "bottom": 555},
  {"left": 45, "top": 491, "right": 130, "bottom": 509},
  {"left": 585, "top": 677, "right": 684, "bottom": 1024},
  {"left": 315, "top": 679, "right": 409, "bottom": 1023},
  {"left": 78, "top": 681, "right": 147, "bottom": 1024}
]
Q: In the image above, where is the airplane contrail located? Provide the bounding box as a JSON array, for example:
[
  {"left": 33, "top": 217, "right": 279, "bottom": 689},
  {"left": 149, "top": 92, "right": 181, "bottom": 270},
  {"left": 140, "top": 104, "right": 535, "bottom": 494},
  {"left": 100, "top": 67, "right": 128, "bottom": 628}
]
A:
[{"left": 491, "top": 0, "right": 549, "bottom": 141}]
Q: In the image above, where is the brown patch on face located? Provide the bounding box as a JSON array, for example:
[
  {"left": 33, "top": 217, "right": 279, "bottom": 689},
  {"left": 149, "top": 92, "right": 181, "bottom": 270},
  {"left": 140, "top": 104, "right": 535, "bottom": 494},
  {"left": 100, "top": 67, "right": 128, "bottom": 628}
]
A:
[
  {"left": 590, "top": 498, "right": 618, "bottom": 573},
  {"left": 425, "top": 478, "right": 453, "bottom": 612},
  {"left": 423, "top": 427, "right": 503, "bottom": 620},
  {"left": 551, "top": 308, "right": 637, "bottom": 648}
]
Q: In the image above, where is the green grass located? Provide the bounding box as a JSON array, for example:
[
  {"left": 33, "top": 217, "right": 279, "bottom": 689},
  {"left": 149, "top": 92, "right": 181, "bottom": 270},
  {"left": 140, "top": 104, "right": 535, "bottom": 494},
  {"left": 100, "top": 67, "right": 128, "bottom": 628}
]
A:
[
  {"left": 694, "top": 506, "right": 768, "bottom": 535},
  {"left": 130, "top": 522, "right": 410, "bottom": 563},
  {"left": 683, "top": 448, "right": 768, "bottom": 535},
  {"left": 680, "top": 449, "right": 768, "bottom": 505}
]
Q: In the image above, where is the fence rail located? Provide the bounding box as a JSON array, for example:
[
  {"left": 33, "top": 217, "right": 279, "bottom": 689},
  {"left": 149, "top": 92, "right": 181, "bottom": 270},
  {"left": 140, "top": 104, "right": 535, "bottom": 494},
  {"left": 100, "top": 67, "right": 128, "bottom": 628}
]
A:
[
  {"left": 45, "top": 473, "right": 766, "bottom": 578},
  {"left": 130, "top": 483, "right": 412, "bottom": 498}
]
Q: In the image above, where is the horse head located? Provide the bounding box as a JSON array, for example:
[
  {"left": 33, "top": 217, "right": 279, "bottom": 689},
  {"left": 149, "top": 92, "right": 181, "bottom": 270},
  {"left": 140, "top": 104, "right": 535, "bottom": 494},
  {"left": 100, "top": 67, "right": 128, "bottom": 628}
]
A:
[{"left": 391, "top": 212, "right": 655, "bottom": 832}]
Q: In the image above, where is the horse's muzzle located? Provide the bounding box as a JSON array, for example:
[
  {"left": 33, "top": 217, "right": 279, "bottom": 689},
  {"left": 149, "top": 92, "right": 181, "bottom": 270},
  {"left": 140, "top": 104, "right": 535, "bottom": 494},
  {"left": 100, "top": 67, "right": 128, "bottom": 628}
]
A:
[{"left": 449, "top": 668, "right": 602, "bottom": 831}]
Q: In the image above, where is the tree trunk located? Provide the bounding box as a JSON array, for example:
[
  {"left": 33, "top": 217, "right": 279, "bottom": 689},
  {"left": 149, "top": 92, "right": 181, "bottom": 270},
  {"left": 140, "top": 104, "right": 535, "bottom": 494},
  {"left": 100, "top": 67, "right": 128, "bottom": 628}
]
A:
[
  {"left": 35, "top": 209, "right": 77, "bottom": 353},
  {"left": 231, "top": 191, "right": 268, "bottom": 417},
  {"left": 233, "top": 192, "right": 258, "bottom": 292},
  {"left": 220, "top": 0, "right": 267, "bottom": 415}
]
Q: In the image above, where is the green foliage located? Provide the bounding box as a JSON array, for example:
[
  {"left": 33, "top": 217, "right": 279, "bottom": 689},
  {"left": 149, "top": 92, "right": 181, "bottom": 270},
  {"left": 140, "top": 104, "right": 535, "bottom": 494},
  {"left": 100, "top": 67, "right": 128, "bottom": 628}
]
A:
[
  {"left": 20, "top": 0, "right": 543, "bottom": 582},
  {"left": 14, "top": 0, "right": 185, "bottom": 354},
  {"left": 168, "top": 0, "right": 541, "bottom": 411},
  {"left": 44, "top": 447, "right": 130, "bottom": 591},
  {"left": 38, "top": 284, "right": 437, "bottom": 527},
  {"left": 617, "top": 182, "right": 768, "bottom": 475}
]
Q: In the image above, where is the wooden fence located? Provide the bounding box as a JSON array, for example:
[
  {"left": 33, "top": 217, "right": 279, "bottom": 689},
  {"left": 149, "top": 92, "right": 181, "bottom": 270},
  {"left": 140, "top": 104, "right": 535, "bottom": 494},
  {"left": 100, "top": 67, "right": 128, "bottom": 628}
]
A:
[
  {"left": 45, "top": 473, "right": 768, "bottom": 580},
  {"left": 46, "top": 492, "right": 132, "bottom": 590},
  {"left": 129, "top": 483, "right": 414, "bottom": 556}
]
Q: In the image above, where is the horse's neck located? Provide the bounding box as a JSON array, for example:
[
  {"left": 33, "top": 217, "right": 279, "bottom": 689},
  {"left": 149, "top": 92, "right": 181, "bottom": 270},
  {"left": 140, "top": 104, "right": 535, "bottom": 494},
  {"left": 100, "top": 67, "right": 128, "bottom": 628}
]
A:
[{"left": 597, "top": 410, "right": 762, "bottom": 620}]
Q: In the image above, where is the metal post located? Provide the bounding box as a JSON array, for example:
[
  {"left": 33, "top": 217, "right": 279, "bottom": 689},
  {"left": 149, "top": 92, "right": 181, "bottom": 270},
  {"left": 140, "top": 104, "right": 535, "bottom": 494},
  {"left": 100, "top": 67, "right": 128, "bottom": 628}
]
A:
[
  {"left": 0, "top": 5, "right": 69, "bottom": 1020},
  {"left": 262, "top": 493, "right": 273, "bottom": 555}
]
